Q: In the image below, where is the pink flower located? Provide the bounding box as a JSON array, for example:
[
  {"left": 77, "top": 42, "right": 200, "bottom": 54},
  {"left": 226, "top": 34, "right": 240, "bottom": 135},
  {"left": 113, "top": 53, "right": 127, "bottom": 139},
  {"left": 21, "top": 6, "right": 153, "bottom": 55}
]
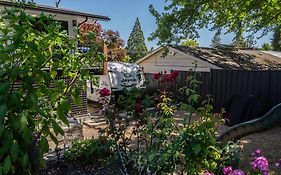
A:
[
  {"left": 251, "top": 156, "right": 269, "bottom": 172},
  {"left": 203, "top": 171, "right": 214, "bottom": 175},
  {"left": 153, "top": 72, "right": 162, "bottom": 80},
  {"left": 223, "top": 166, "right": 233, "bottom": 175},
  {"left": 161, "top": 70, "right": 179, "bottom": 82},
  {"left": 233, "top": 169, "right": 246, "bottom": 175},
  {"left": 252, "top": 149, "right": 262, "bottom": 158},
  {"left": 99, "top": 87, "right": 111, "bottom": 97}
]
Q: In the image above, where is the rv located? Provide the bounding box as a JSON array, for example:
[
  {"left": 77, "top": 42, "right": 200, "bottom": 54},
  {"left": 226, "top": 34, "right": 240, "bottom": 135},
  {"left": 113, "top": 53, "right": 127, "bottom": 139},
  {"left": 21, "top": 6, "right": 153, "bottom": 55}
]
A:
[{"left": 87, "top": 61, "right": 145, "bottom": 102}]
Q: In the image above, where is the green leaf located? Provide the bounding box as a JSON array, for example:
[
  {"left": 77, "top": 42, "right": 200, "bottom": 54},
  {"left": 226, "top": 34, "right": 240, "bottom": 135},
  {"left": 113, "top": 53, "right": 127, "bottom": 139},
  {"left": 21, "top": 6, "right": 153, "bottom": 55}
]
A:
[
  {"left": 21, "top": 153, "right": 28, "bottom": 168},
  {"left": 50, "top": 69, "right": 57, "bottom": 80},
  {"left": 57, "top": 99, "right": 70, "bottom": 125},
  {"left": 10, "top": 141, "right": 19, "bottom": 162},
  {"left": 188, "top": 94, "right": 200, "bottom": 103},
  {"left": 49, "top": 132, "right": 58, "bottom": 145},
  {"left": 19, "top": 112, "right": 28, "bottom": 131},
  {"left": 39, "top": 137, "right": 49, "bottom": 153},
  {"left": 3, "top": 156, "right": 11, "bottom": 174},
  {"left": 51, "top": 119, "right": 64, "bottom": 136},
  {"left": 0, "top": 82, "right": 10, "bottom": 95},
  {"left": 0, "top": 165, "right": 3, "bottom": 175},
  {"left": 9, "top": 93, "right": 20, "bottom": 107},
  {"left": 22, "top": 127, "right": 32, "bottom": 144},
  {"left": 72, "top": 86, "right": 81, "bottom": 106},
  {"left": 0, "top": 104, "right": 7, "bottom": 121},
  {"left": 193, "top": 144, "right": 201, "bottom": 155},
  {"left": 0, "top": 124, "right": 4, "bottom": 137}
]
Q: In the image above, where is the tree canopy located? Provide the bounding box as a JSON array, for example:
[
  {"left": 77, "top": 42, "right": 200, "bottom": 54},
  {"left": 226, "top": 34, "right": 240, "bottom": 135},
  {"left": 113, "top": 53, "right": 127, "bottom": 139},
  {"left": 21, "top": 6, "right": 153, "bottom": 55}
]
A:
[
  {"left": 272, "top": 26, "right": 281, "bottom": 51},
  {"left": 126, "top": 18, "right": 148, "bottom": 62},
  {"left": 149, "top": 0, "right": 281, "bottom": 45},
  {"left": 79, "top": 23, "right": 127, "bottom": 61},
  {"left": 211, "top": 29, "right": 222, "bottom": 47},
  {"left": 181, "top": 39, "right": 199, "bottom": 47}
]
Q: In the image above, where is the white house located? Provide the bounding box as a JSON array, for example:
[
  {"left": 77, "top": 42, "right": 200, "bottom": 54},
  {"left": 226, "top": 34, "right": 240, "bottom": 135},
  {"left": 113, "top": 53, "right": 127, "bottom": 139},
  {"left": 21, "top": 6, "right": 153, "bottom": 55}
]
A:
[
  {"left": 0, "top": 1, "right": 110, "bottom": 37},
  {"left": 136, "top": 45, "right": 281, "bottom": 73}
]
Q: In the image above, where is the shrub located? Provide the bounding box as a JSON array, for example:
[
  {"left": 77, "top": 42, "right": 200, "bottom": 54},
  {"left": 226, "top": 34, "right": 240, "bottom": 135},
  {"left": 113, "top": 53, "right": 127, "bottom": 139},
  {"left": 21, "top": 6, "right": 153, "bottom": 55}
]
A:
[
  {"left": 0, "top": 2, "right": 102, "bottom": 174},
  {"left": 64, "top": 138, "right": 116, "bottom": 168}
]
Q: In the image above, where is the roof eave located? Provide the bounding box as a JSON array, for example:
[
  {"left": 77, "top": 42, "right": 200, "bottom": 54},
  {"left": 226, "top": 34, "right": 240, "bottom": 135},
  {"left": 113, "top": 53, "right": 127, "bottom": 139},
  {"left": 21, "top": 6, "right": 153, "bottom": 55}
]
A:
[{"left": 0, "top": 1, "right": 110, "bottom": 21}]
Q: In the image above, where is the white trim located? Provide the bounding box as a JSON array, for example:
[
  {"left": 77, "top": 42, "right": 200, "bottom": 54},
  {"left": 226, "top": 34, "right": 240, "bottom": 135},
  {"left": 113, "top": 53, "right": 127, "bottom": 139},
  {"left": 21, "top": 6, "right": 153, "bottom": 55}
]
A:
[
  {"left": 136, "top": 46, "right": 222, "bottom": 69},
  {"left": 135, "top": 47, "right": 163, "bottom": 64},
  {"left": 169, "top": 47, "right": 221, "bottom": 69}
]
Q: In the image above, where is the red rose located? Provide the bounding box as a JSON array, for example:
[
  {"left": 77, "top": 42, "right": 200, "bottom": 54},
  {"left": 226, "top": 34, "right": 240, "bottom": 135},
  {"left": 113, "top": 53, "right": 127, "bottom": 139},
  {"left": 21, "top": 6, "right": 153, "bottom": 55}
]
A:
[{"left": 99, "top": 87, "right": 111, "bottom": 97}]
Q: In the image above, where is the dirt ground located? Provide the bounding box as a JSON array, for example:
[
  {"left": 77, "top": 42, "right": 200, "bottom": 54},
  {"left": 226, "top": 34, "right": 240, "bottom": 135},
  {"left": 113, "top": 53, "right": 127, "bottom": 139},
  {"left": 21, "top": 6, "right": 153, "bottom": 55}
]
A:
[{"left": 239, "top": 126, "right": 281, "bottom": 174}]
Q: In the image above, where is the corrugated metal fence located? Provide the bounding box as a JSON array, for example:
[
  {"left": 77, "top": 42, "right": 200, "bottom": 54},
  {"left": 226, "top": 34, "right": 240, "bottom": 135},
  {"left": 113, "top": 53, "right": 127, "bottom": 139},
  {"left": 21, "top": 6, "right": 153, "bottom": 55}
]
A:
[{"left": 144, "top": 70, "right": 281, "bottom": 111}]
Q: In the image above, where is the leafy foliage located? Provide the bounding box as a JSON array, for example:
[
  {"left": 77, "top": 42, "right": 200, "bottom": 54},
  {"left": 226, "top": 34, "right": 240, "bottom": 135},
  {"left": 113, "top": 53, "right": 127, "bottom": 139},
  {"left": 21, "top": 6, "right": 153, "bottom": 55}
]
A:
[
  {"left": 181, "top": 39, "right": 199, "bottom": 47},
  {"left": 98, "top": 68, "right": 240, "bottom": 174},
  {"left": 261, "top": 43, "right": 272, "bottom": 51},
  {"left": 79, "top": 23, "right": 127, "bottom": 61},
  {"left": 211, "top": 29, "right": 222, "bottom": 47},
  {"left": 64, "top": 138, "right": 116, "bottom": 168},
  {"left": 126, "top": 18, "right": 148, "bottom": 62},
  {"left": 0, "top": 4, "right": 102, "bottom": 174},
  {"left": 272, "top": 26, "right": 281, "bottom": 51},
  {"left": 149, "top": 0, "right": 281, "bottom": 45}
]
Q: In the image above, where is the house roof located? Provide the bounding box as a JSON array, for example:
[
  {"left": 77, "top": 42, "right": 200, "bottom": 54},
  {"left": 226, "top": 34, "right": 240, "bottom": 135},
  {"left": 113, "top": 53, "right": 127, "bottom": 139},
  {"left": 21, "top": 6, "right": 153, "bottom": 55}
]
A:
[
  {"left": 137, "top": 45, "right": 281, "bottom": 70},
  {"left": 0, "top": 1, "right": 110, "bottom": 21},
  {"left": 136, "top": 47, "right": 163, "bottom": 64}
]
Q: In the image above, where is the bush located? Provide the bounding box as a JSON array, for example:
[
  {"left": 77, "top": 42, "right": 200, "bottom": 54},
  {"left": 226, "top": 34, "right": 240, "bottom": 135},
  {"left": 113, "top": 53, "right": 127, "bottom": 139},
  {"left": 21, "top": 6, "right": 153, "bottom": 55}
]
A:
[
  {"left": 64, "top": 138, "right": 116, "bottom": 168},
  {"left": 0, "top": 2, "right": 102, "bottom": 174}
]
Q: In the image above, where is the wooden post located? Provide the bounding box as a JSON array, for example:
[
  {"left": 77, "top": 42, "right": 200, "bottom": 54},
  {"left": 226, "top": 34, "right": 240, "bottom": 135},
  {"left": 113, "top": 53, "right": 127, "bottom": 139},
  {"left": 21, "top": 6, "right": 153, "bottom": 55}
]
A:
[{"left": 103, "top": 42, "right": 108, "bottom": 75}]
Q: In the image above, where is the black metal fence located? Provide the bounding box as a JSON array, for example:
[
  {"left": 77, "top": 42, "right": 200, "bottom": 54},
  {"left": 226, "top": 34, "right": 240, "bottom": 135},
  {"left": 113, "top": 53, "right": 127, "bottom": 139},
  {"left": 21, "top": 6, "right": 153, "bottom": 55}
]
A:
[{"left": 144, "top": 69, "right": 281, "bottom": 111}]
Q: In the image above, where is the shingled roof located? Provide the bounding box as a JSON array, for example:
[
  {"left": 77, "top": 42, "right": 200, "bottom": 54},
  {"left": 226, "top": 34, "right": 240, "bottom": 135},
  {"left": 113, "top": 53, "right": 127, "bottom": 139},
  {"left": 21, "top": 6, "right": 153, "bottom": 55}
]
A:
[{"left": 171, "top": 45, "right": 281, "bottom": 70}]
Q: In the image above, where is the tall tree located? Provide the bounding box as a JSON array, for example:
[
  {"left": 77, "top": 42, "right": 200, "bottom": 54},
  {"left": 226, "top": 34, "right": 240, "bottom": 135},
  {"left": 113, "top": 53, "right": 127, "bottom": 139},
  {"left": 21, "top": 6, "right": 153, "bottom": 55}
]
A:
[
  {"left": 126, "top": 18, "right": 148, "bottom": 62},
  {"left": 211, "top": 29, "right": 222, "bottom": 47},
  {"left": 149, "top": 0, "right": 281, "bottom": 45},
  {"left": 272, "top": 26, "right": 281, "bottom": 51},
  {"left": 245, "top": 35, "right": 257, "bottom": 48},
  {"left": 232, "top": 29, "right": 246, "bottom": 47}
]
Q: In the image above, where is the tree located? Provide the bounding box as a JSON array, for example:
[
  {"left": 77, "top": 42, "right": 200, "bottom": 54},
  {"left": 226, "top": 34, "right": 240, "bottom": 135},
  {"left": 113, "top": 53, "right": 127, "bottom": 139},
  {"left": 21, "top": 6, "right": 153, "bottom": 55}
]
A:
[
  {"left": 79, "top": 23, "right": 127, "bottom": 61},
  {"left": 232, "top": 29, "right": 246, "bottom": 47},
  {"left": 126, "top": 18, "right": 148, "bottom": 62},
  {"left": 149, "top": 1, "right": 281, "bottom": 45},
  {"left": 0, "top": 4, "right": 102, "bottom": 174},
  {"left": 261, "top": 43, "right": 272, "bottom": 51},
  {"left": 245, "top": 35, "right": 257, "bottom": 48},
  {"left": 181, "top": 39, "right": 199, "bottom": 47},
  {"left": 272, "top": 26, "right": 281, "bottom": 51},
  {"left": 211, "top": 29, "right": 222, "bottom": 47}
]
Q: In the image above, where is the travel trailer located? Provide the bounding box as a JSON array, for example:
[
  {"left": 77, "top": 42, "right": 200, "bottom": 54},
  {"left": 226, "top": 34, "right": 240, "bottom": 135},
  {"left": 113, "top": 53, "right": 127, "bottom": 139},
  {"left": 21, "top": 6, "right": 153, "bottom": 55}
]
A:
[{"left": 87, "top": 61, "right": 145, "bottom": 102}]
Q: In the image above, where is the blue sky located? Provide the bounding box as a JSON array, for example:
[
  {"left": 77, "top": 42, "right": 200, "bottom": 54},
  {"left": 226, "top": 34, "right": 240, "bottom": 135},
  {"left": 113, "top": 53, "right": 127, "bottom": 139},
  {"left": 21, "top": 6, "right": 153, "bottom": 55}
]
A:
[{"left": 35, "top": 0, "right": 272, "bottom": 49}]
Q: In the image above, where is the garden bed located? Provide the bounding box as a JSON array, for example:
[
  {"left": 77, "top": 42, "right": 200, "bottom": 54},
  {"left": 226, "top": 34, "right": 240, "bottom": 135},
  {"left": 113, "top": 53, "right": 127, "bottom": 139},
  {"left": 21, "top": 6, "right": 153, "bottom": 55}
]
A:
[{"left": 44, "top": 105, "right": 281, "bottom": 174}]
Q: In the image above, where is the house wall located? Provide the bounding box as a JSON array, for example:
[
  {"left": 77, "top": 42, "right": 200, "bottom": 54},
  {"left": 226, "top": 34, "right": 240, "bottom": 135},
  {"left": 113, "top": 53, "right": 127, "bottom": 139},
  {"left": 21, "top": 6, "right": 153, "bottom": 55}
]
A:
[
  {"left": 138, "top": 48, "right": 212, "bottom": 73},
  {"left": 25, "top": 9, "right": 79, "bottom": 37},
  {"left": 0, "top": 6, "right": 84, "bottom": 37}
]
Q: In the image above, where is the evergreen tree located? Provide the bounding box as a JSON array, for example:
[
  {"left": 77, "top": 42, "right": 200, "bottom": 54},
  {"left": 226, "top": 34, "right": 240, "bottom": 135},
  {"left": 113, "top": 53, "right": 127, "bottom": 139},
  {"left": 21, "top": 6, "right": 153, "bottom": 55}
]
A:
[
  {"left": 272, "top": 26, "right": 281, "bottom": 51},
  {"left": 211, "top": 29, "right": 221, "bottom": 47},
  {"left": 261, "top": 43, "right": 272, "bottom": 51},
  {"left": 232, "top": 27, "right": 246, "bottom": 47},
  {"left": 245, "top": 35, "right": 257, "bottom": 48},
  {"left": 126, "top": 18, "right": 148, "bottom": 62}
]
